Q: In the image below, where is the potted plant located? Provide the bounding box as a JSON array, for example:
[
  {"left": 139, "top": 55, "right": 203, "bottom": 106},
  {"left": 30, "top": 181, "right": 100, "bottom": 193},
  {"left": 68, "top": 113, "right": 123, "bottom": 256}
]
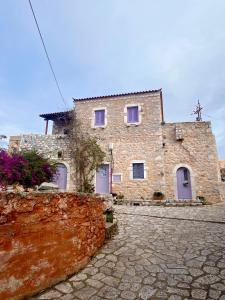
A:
[{"left": 153, "top": 191, "right": 165, "bottom": 200}]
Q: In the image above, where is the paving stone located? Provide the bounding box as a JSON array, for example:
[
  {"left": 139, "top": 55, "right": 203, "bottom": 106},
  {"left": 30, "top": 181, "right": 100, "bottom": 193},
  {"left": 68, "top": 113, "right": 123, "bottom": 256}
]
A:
[
  {"left": 196, "top": 275, "right": 221, "bottom": 285},
  {"left": 33, "top": 205, "right": 225, "bottom": 300},
  {"left": 74, "top": 286, "right": 97, "bottom": 300},
  {"left": 69, "top": 274, "right": 87, "bottom": 282},
  {"left": 106, "top": 254, "right": 117, "bottom": 262},
  {"left": 209, "top": 289, "right": 221, "bottom": 299},
  {"left": 130, "top": 282, "right": 141, "bottom": 292},
  {"left": 191, "top": 288, "right": 207, "bottom": 299},
  {"left": 155, "top": 290, "right": 168, "bottom": 298},
  {"left": 203, "top": 266, "right": 220, "bottom": 275},
  {"left": 211, "top": 283, "right": 225, "bottom": 291},
  {"left": 72, "top": 281, "right": 85, "bottom": 290},
  {"left": 143, "top": 276, "right": 156, "bottom": 285},
  {"left": 94, "top": 259, "right": 107, "bottom": 268},
  {"left": 38, "top": 290, "right": 62, "bottom": 299},
  {"left": 189, "top": 268, "right": 204, "bottom": 277},
  {"left": 55, "top": 282, "right": 73, "bottom": 294},
  {"left": 120, "top": 290, "right": 136, "bottom": 299},
  {"left": 86, "top": 279, "right": 104, "bottom": 289},
  {"left": 138, "top": 285, "right": 157, "bottom": 300},
  {"left": 98, "top": 286, "right": 120, "bottom": 299},
  {"left": 60, "top": 294, "right": 74, "bottom": 300},
  {"left": 101, "top": 276, "right": 120, "bottom": 287},
  {"left": 168, "top": 296, "right": 182, "bottom": 300},
  {"left": 167, "top": 287, "right": 190, "bottom": 297},
  {"left": 91, "top": 272, "right": 106, "bottom": 281},
  {"left": 82, "top": 267, "right": 98, "bottom": 276}
]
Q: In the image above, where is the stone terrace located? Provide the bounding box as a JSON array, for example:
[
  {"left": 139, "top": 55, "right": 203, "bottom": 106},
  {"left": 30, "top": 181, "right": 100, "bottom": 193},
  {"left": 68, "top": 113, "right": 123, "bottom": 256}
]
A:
[{"left": 32, "top": 203, "right": 225, "bottom": 300}]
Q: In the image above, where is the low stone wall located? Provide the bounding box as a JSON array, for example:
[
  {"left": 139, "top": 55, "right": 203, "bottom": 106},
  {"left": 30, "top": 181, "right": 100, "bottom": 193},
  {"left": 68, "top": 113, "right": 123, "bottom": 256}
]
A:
[{"left": 0, "top": 192, "right": 105, "bottom": 300}]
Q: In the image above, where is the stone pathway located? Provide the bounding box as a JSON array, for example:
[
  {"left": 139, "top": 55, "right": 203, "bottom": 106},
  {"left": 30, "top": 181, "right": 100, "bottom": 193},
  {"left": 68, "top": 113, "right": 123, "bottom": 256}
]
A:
[{"left": 32, "top": 203, "right": 225, "bottom": 300}]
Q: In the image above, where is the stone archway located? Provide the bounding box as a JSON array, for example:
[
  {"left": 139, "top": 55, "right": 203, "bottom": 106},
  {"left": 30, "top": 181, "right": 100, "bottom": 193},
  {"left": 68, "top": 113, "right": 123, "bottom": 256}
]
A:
[
  {"left": 173, "top": 164, "right": 196, "bottom": 201},
  {"left": 176, "top": 167, "right": 192, "bottom": 200}
]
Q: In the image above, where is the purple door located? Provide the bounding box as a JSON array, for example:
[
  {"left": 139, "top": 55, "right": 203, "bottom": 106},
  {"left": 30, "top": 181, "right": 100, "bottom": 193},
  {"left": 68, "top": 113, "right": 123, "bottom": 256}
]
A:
[
  {"left": 176, "top": 167, "right": 192, "bottom": 199},
  {"left": 96, "top": 164, "right": 109, "bottom": 194},
  {"left": 54, "top": 163, "right": 67, "bottom": 190}
]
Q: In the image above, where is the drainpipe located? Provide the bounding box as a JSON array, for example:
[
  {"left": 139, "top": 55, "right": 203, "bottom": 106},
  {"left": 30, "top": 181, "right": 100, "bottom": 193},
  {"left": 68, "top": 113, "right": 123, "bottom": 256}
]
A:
[
  {"left": 108, "top": 143, "right": 114, "bottom": 194},
  {"left": 45, "top": 119, "right": 49, "bottom": 135}
]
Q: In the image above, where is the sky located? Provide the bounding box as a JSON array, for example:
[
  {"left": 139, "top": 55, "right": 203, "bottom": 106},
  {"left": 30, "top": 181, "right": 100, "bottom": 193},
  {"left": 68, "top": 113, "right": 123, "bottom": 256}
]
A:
[{"left": 0, "top": 0, "right": 225, "bottom": 158}]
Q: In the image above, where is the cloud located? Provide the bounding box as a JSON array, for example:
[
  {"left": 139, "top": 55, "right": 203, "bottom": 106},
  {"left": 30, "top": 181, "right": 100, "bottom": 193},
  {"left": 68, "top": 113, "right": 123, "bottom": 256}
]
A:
[{"left": 0, "top": 0, "right": 225, "bottom": 158}]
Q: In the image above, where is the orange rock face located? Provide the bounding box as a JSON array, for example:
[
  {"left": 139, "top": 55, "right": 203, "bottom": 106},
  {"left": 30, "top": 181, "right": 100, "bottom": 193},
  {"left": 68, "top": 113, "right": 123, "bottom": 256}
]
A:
[{"left": 0, "top": 192, "right": 105, "bottom": 300}]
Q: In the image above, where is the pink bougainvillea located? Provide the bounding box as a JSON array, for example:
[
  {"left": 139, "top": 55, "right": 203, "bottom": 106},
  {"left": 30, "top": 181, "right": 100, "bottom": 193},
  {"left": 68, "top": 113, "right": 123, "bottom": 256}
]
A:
[{"left": 0, "top": 150, "right": 56, "bottom": 189}]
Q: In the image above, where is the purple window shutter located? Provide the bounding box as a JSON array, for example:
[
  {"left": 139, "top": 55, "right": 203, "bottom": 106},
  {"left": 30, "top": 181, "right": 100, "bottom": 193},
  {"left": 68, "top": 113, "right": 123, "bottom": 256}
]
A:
[
  {"left": 133, "top": 163, "right": 144, "bottom": 179},
  {"left": 127, "top": 106, "right": 139, "bottom": 123},
  {"left": 95, "top": 110, "right": 105, "bottom": 125}
]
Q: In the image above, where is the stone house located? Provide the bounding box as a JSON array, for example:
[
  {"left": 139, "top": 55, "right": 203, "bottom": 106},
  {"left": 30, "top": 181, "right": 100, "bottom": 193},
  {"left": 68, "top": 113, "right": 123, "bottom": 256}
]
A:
[{"left": 9, "top": 89, "right": 224, "bottom": 203}]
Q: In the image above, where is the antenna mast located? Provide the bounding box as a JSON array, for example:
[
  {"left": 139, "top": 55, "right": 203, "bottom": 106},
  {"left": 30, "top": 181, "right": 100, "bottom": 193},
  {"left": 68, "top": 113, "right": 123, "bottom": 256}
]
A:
[{"left": 193, "top": 100, "right": 203, "bottom": 121}]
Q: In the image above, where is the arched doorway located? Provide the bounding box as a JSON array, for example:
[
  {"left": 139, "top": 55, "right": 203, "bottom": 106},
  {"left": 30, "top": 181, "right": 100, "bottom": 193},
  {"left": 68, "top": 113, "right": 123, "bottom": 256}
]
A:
[
  {"left": 176, "top": 167, "right": 192, "bottom": 200},
  {"left": 54, "top": 163, "right": 67, "bottom": 190}
]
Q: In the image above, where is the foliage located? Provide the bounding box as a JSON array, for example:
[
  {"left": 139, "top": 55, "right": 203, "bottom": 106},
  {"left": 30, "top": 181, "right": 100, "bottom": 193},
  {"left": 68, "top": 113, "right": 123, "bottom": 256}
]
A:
[
  {"left": 0, "top": 150, "right": 56, "bottom": 189},
  {"left": 197, "top": 195, "right": 206, "bottom": 205},
  {"left": 0, "top": 150, "right": 27, "bottom": 189},
  {"left": 113, "top": 193, "right": 124, "bottom": 205},
  {"left": 20, "top": 150, "right": 56, "bottom": 188},
  {"left": 153, "top": 191, "right": 165, "bottom": 200},
  {"left": 105, "top": 211, "right": 113, "bottom": 223},
  {"left": 68, "top": 112, "right": 105, "bottom": 193},
  {"left": 221, "top": 168, "right": 225, "bottom": 182}
]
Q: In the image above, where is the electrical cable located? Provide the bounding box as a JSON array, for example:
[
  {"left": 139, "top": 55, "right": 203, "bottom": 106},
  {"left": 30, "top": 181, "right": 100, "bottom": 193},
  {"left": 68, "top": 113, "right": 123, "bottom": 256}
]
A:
[{"left": 28, "top": 0, "right": 67, "bottom": 108}]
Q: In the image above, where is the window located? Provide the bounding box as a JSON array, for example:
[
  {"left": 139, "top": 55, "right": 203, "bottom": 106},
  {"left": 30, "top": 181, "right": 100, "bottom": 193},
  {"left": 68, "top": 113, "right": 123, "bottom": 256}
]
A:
[
  {"left": 95, "top": 109, "right": 105, "bottom": 126},
  {"left": 112, "top": 174, "right": 122, "bottom": 183},
  {"left": 127, "top": 106, "right": 139, "bottom": 123},
  {"left": 133, "top": 163, "right": 144, "bottom": 179},
  {"left": 63, "top": 128, "right": 70, "bottom": 135}
]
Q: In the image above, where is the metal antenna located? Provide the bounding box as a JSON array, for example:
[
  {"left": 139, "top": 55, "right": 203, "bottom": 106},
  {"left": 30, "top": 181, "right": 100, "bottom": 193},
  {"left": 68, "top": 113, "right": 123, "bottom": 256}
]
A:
[{"left": 192, "top": 100, "right": 203, "bottom": 121}]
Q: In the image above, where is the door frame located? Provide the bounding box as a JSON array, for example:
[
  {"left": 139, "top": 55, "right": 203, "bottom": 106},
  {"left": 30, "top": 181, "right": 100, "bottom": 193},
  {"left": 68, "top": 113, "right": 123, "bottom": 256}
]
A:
[
  {"left": 173, "top": 164, "right": 196, "bottom": 201},
  {"left": 55, "top": 161, "right": 70, "bottom": 191},
  {"left": 94, "top": 162, "right": 111, "bottom": 194}
]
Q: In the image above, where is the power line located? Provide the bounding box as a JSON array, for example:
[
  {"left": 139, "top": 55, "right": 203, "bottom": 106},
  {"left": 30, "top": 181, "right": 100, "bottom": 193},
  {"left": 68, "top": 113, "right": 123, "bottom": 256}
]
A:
[{"left": 28, "top": 0, "right": 67, "bottom": 108}]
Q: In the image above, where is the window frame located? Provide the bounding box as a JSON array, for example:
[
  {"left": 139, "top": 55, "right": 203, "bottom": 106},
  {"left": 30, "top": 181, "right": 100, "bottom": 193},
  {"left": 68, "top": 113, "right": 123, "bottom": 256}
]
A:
[
  {"left": 124, "top": 104, "right": 142, "bottom": 126},
  {"left": 130, "top": 160, "right": 147, "bottom": 180},
  {"left": 92, "top": 107, "right": 107, "bottom": 128},
  {"left": 112, "top": 173, "right": 122, "bottom": 183}
]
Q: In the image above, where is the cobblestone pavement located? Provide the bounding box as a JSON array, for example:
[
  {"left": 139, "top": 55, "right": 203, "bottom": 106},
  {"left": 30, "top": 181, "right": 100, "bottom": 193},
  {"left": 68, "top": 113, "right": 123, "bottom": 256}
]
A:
[{"left": 33, "top": 203, "right": 225, "bottom": 300}]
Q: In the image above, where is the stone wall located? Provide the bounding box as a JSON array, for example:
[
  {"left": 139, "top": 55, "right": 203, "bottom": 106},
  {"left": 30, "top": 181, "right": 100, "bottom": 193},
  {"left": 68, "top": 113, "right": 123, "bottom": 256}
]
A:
[
  {"left": 163, "top": 122, "right": 221, "bottom": 203},
  {"left": 75, "top": 91, "right": 165, "bottom": 199},
  {"left": 9, "top": 134, "right": 75, "bottom": 191},
  {"left": 75, "top": 92, "right": 221, "bottom": 202},
  {"left": 0, "top": 192, "right": 105, "bottom": 300},
  {"left": 219, "top": 160, "right": 225, "bottom": 200}
]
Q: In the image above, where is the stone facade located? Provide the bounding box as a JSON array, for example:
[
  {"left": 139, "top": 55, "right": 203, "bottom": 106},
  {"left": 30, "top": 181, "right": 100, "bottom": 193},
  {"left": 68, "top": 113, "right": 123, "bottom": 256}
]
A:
[
  {"left": 9, "top": 134, "right": 75, "bottom": 191},
  {"left": 74, "top": 90, "right": 221, "bottom": 203},
  {"left": 8, "top": 89, "right": 223, "bottom": 202},
  {"left": 0, "top": 192, "right": 105, "bottom": 300}
]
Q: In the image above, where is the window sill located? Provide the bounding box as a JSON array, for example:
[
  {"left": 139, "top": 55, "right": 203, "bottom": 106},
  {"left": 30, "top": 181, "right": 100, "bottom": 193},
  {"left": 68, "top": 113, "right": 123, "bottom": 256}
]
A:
[
  {"left": 126, "top": 122, "right": 141, "bottom": 127},
  {"left": 92, "top": 125, "right": 106, "bottom": 129},
  {"left": 131, "top": 178, "right": 146, "bottom": 181}
]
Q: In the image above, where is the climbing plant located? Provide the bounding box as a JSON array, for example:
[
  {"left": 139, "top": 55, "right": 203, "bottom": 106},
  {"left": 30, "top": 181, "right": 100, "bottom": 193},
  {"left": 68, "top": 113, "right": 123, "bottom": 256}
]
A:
[
  {"left": 221, "top": 168, "right": 225, "bottom": 182},
  {"left": 68, "top": 112, "right": 105, "bottom": 193}
]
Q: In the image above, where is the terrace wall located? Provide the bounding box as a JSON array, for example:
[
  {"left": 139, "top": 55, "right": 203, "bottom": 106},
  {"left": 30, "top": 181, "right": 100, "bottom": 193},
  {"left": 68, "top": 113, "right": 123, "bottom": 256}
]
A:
[{"left": 0, "top": 192, "right": 105, "bottom": 300}]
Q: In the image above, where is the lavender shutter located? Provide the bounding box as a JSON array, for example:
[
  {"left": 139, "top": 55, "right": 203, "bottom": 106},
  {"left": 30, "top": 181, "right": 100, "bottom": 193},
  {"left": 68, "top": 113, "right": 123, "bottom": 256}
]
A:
[
  {"left": 95, "top": 110, "right": 105, "bottom": 125},
  {"left": 127, "top": 106, "right": 139, "bottom": 123}
]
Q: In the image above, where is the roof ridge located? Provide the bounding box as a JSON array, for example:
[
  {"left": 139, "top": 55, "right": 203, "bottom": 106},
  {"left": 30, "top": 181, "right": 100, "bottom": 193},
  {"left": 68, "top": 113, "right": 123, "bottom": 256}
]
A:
[{"left": 73, "top": 89, "right": 161, "bottom": 102}]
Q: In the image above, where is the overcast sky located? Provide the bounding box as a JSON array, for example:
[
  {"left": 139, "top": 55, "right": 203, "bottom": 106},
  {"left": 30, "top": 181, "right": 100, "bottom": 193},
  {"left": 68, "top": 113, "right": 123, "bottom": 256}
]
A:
[{"left": 0, "top": 0, "right": 225, "bottom": 158}]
